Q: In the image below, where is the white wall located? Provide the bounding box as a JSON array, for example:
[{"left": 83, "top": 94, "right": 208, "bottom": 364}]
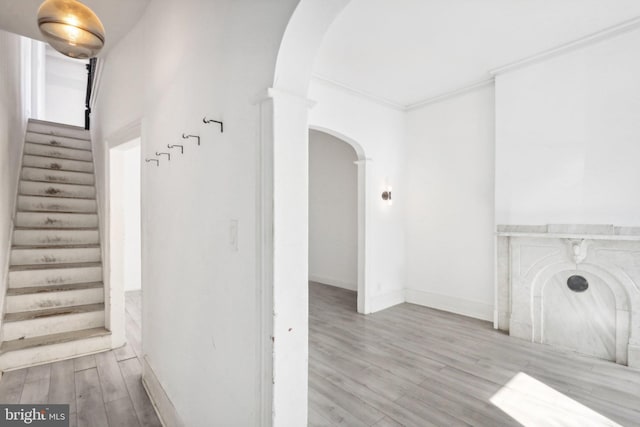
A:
[
  {"left": 495, "top": 29, "right": 640, "bottom": 226},
  {"left": 44, "top": 47, "right": 87, "bottom": 127},
  {"left": 0, "top": 30, "right": 28, "bottom": 320},
  {"left": 405, "top": 85, "right": 496, "bottom": 321},
  {"left": 308, "top": 130, "right": 357, "bottom": 291},
  {"left": 308, "top": 77, "right": 407, "bottom": 312},
  {"left": 92, "top": 1, "right": 299, "bottom": 425}
]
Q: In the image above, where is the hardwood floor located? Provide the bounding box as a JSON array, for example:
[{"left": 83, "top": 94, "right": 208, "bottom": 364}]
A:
[
  {"left": 308, "top": 282, "right": 640, "bottom": 427},
  {"left": 0, "top": 291, "right": 161, "bottom": 427},
  {"left": 3, "top": 284, "right": 639, "bottom": 426}
]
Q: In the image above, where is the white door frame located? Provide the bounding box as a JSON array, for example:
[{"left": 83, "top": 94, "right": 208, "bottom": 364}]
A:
[{"left": 103, "top": 121, "right": 142, "bottom": 348}]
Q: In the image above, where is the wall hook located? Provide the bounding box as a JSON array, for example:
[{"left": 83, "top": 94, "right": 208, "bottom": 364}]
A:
[
  {"left": 167, "top": 144, "right": 184, "bottom": 154},
  {"left": 155, "top": 152, "right": 171, "bottom": 161},
  {"left": 182, "top": 134, "right": 201, "bottom": 146},
  {"left": 145, "top": 159, "right": 159, "bottom": 167},
  {"left": 203, "top": 117, "right": 224, "bottom": 133}
]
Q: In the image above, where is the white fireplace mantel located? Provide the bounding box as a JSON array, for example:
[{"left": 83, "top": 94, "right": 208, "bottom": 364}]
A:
[{"left": 496, "top": 224, "right": 640, "bottom": 368}]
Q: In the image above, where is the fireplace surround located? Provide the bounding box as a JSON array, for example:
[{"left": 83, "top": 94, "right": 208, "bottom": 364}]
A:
[{"left": 496, "top": 224, "right": 640, "bottom": 368}]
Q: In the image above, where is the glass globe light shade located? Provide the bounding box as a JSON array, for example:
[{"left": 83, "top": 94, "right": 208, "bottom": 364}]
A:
[{"left": 37, "top": 0, "right": 105, "bottom": 59}]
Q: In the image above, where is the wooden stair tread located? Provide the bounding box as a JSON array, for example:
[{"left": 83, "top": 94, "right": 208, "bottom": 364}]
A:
[
  {"left": 12, "top": 244, "right": 100, "bottom": 250},
  {"left": 0, "top": 327, "right": 110, "bottom": 354},
  {"left": 18, "top": 193, "right": 96, "bottom": 201},
  {"left": 18, "top": 212, "right": 98, "bottom": 216},
  {"left": 7, "top": 282, "right": 104, "bottom": 295},
  {"left": 21, "top": 179, "right": 95, "bottom": 187},
  {"left": 20, "top": 166, "right": 94, "bottom": 174},
  {"left": 19, "top": 166, "right": 94, "bottom": 174},
  {"left": 9, "top": 261, "right": 102, "bottom": 272},
  {"left": 25, "top": 142, "right": 91, "bottom": 152},
  {"left": 23, "top": 153, "right": 92, "bottom": 162},
  {"left": 14, "top": 227, "right": 98, "bottom": 231},
  {"left": 23, "top": 154, "right": 93, "bottom": 164},
  {"left": 18, "top": 193, "right": 96, "bottom": 200},
  {"left": 4, "top": 303, "right": 104, "bottom": 322},
  {"left": 27, "top": 132, "right": 91, "bottom": 142},
  {"left": 26, "top": 140, "right": 92, "bottom": 151},
  {"left": 28, "top": 118, "right": 89, "bottom": 133}
]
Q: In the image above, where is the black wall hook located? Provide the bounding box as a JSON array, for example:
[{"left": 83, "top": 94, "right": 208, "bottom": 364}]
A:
[
  {"left": 182, "top": 134, "right": 201, "bottom": 146},
  {"left": 203, "top": 117, "right": 224, "bottom": 133},
  {"left": 156, "top": 152, "right": 171, "bottom": 161},
  {"left": 145, "top": 159, "right": 159, "bottom": 167},
  {"left": 167, "top": 144, "right": 184, "bottom": 154}
]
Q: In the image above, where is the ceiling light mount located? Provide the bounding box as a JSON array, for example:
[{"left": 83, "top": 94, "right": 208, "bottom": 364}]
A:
[{"left": 37, "top": 0, "right": 106, "bottom": 59}]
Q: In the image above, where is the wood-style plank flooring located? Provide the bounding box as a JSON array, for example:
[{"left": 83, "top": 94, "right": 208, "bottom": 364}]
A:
[
  {"left": 0, "top": 291, "right": 161, "bottom": 427},
  {"left": 308, "top": 282, "right": 640, "bottom": 427}
]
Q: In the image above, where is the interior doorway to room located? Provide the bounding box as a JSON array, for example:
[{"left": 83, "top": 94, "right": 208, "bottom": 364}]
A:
[
  {"left": 308, "top": 129, "right": 359, "bottom": 310},
  {"left": 109, "top": 137, "right": 142, "bottom": 353}
]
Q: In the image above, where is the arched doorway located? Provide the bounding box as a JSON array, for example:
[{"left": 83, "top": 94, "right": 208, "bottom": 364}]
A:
[
  {"left": 264, "top": 1, "right": 354, "bottom": 425},
  {"left": 308, "top": 128, "right": 366, "bottom": 312},
  {"left": 308, "top": 126, "right": 370, "bottom": 314}
]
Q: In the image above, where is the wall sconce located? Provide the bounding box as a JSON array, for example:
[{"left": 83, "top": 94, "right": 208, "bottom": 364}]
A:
[
  {"left": 37, "top": 0, "right": 106, "bottom": 59},
  {"left": 382, "top": 186, "right": 392, "bottom": 206}
]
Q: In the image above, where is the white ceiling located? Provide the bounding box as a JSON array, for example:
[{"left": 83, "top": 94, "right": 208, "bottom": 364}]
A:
[
  {"left": 313, "top": 0, "right": 640, "bottom": 107},
  {"left": 0, "top": 0, "right": 150, "bottom": 56}
]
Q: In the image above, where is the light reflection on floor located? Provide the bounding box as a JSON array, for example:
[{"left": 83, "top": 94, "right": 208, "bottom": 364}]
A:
[{"left": 490, "top": 372, "right": 622, "bottom": 427}]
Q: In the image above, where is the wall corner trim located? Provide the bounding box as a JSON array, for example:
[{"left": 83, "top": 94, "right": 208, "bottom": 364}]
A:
[
  {"left": 368, "top": 289, "right": 406, "bottom": 313},
  {"left": 490, "top": 15, "right": 640, "bottom": 76},
  {"left": 141, "top": 355, "right": 184, "bottom": 427},
  {"left": 405, "top": 288, "right": 494, "bottom": 322}
]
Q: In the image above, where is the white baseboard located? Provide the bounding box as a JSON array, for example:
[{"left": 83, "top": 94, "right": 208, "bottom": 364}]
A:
[
  {"left": 405, "top": 289, "right": 493, "bottom": 321},
  {"left": 369, "top": 289, "right": 405, "bottom": 313},
  {"left": 142, "top": 355, "right": 183, "bottom": 427},
  {"left": 309, "top": 274, "right": 356, "bottom": 291}
]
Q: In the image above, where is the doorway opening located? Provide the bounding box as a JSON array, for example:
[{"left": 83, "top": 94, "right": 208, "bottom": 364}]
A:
[
  {"left": 308, "top": 129, "right": 359, "bottom": 310},
  {"left": 109, "top": 137, "right": 142, "bottom": 355}
]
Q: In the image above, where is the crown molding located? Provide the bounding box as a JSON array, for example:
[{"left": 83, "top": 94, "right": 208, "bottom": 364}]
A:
[
  {"left": 405, "top": 78, "right": 495, "bottom": 111},
  {"left": 490, "top": 15, "right": 640, "bottom": 76},
  {"left": 312, "top": 15, "right": 640, "bottom": 111},
  {"left": 311, "top": 74, "right": 405, "bottom": 111},
  {"left": 313, "top": 73, "right": 495, "bottom": 112}
]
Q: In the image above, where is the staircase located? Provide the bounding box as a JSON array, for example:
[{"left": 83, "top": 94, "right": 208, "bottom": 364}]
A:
[{"left": 0, "top": 119, "right": 111, "bottom": 371}]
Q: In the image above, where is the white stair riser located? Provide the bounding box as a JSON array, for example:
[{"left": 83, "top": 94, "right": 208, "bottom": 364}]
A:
[
  {"left": 0, "top": 333, "right": 111, "bottom": 371},
  {"left": 23, "top": 155, "right": 93, "bottom": 173},
  {"left": 13, "top": 229, "right": 99, "bottom": 246},
  {"left": 22, "top": 167, "right": 94, "bottom": 185},
  {"left": 18, "top": 196, "right": 97, "bottom": 213},
  {"left": 11, "top": 247, "right": 101, "bottom": 266},
  {"left": 3, "top": 311, "right": 104, "bottom": 341},
  {"left": 20, "top": 181, "right": 95, "bottom": 199},
  {"left": 24, "top": 143, "right": 92, "bottom": 162},
  {"left": 27, "top": 122, "right": 90, "bottom": 140},
  {"left": 6, "top": 288, "right": 104, "bottom": 313},
  {"left": 26, "top": 132, "right": 91, "bottom": 151},
  {"left": 9, "top": 266, "right": 102, "bottom": 288},
  {"left": 15, "top": 212, "right": 98, "bottom": 229}
]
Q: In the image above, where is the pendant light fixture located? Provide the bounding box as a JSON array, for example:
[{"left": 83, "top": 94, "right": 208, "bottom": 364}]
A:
[{"left": 37, "top": 0, "right": 105, "bottom": 59}]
